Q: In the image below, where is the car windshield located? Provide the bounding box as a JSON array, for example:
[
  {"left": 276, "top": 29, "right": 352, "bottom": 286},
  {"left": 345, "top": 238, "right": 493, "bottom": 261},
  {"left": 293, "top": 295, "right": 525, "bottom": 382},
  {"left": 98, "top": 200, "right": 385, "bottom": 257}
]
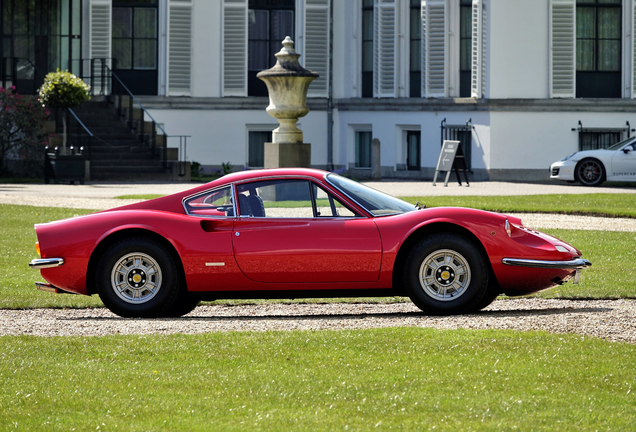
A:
[
  {"left": 607, "top": 137, "right": 636, "bottom": 151},
  {"left": 325, "top": 173, "right": 416, "bottom": 216}
]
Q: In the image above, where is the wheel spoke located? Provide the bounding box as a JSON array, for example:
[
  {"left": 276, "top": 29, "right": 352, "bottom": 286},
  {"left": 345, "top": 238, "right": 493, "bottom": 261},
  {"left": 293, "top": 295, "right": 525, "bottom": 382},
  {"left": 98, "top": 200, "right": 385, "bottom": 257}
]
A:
[{"left": 419, "top": 249, "right": 472, "bottom": 302}]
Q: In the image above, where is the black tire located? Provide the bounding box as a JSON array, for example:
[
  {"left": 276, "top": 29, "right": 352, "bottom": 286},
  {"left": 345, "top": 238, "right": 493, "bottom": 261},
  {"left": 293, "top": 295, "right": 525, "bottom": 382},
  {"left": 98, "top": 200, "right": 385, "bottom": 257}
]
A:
[
  {"left": 470, "top": 284, "right": 500, "bottom": 312},
  {"left": 96, "top": 237, "right": 181, "bottom": 318},
  {"left": 575, "top": 158, "right": 605, "bottom": 187},
  {"left": 161, "top": 293, "right": 200, "bottom": 318},
  {"left": 404, "top": 233, "right": 489, "bottom": 315}
]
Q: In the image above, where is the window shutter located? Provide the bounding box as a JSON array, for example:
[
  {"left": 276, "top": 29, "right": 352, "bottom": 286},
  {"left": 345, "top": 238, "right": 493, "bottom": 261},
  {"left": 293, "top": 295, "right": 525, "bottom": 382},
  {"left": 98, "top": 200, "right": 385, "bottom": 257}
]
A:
[
  {"left": 304, "top": 0, "right": 330, "bottom": 97},
  {"left": 632, "top": 2, "right": 636, "bottom": 98},
  {"left": 89, "top": 0, "right": 111, "bottom": 94},
  {"left": 422, "top": 0, "right": 446, "bottom": 98},
  {"left": 470, "top": 0, "right": 485, "bottom": 98},
  {"left": 223, "top": 0, "right": 247, "bottom": 96},
  {"left": 168, "top": 0, "right": 192, "bottom": 96},
  {"left": 550, "top": 0, "right": 575, "bottom": 98},
  {"left": 374, "top": 0, "right": 396, "bottom": 98}
]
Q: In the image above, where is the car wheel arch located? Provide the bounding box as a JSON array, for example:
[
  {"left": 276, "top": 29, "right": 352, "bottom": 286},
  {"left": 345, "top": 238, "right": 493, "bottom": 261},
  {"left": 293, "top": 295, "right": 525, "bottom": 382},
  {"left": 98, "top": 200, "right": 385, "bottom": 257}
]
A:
[
  {"left": 86, "top": 228, "right": 186, "bottom": 296},
  {"left": 574, "top": 157, "right": 606, "bottom": 186},
  {"left": 391, "top": 222, "right": 495, "bottom": 292}
]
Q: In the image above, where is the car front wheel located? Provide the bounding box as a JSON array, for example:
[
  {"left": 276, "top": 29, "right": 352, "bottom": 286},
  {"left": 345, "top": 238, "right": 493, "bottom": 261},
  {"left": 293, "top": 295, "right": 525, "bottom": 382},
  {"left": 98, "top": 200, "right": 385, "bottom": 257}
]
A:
[
  {"left": 405, "top": 234, "right": 489, "bottom": 315},
  {"left": 97, "top": 237, "right": 181, "bottom": 318},
  {"left": 575, "top": 158, "right": 605, "bottom": 187}
]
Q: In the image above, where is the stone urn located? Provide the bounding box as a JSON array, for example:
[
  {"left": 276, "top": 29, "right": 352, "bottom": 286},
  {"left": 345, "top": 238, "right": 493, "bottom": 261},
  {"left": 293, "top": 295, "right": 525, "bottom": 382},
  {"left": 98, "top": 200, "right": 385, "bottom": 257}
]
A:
[{"left": 257, "top": 37, "right": 319, "bottom": 167}]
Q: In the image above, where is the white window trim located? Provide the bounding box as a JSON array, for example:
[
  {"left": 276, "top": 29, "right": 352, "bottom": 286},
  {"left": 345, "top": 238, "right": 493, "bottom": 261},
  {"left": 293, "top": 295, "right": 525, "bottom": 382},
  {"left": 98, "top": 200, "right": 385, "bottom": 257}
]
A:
[{"left": 395, "top": 124, "right": 421, "bottom": 170}]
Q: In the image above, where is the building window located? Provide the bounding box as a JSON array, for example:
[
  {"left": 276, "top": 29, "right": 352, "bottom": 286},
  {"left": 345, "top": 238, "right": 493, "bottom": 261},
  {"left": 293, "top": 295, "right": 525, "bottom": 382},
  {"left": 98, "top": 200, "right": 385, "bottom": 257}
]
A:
[
  {"left": 579, "top": 131, "right": 623, "bottom": 150},
  {"left": 355, "top": 131, "right": 372, "bottom": 168},
  {"left": 248, "top": 0, "right": 294, "bottom": 97},
  {"left": 406, "top": 131, "right": 421, "bottom": 170},
  {"left": 409, "top": 0, "right": 421, "bottom": 97},
  {"left": 361, "top": 0, "right": 373, "bottom": 97},
  {"left": 459, "top": 0, "right": 472, "bottom": 97},
  {"left": 248, "top": 130, "right": 272, "bottom": 168},
  {"left": 576, "top": 0, "right": 621, "bottom": 98}
]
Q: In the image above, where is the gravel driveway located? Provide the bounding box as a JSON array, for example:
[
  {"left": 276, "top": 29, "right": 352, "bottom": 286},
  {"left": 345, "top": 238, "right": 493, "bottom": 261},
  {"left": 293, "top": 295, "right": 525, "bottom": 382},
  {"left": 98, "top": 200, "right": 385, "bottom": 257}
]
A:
[{"left": 2, "top": 299, "right": 635, "bottom": 344}]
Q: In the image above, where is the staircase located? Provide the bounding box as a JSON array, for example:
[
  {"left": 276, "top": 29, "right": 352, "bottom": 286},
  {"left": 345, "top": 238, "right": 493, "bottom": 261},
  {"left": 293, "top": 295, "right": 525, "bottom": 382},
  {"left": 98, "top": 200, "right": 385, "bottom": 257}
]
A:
[{"left": 68, "top": 97, "right": 186, "bottom": 182}]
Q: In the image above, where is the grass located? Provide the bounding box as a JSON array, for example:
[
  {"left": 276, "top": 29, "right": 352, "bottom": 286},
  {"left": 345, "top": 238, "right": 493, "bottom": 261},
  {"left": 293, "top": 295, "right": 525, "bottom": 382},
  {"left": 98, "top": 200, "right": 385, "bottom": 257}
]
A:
[
  {"left": 402, "top": 193, "right": 636, "bottom": 218},
  {"left": 1, "top": 328, "right": 635, "bottom": 431},
  {"left": 2, "top": 203, "right": 635, "bottom": 309}
]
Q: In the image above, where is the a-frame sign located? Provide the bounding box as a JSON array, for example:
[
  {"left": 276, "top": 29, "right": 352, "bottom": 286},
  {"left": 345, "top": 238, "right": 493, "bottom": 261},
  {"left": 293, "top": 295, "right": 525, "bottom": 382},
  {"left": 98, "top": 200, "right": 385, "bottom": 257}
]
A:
[{"left": 433, "top": 140, "right": 470, "bottom": 187}]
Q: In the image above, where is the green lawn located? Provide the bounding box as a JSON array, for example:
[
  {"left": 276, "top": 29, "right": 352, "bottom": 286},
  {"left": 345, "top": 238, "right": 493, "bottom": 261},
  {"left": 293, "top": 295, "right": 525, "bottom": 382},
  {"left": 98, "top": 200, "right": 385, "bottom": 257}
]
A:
[
  {"left": 1, "top": 328, "right": 634, "bottom": 431},
  {"left": 1, "top": 203, "right": 634, "bottom": 309},
  {"left": 403, "top": 193, "right": 636, "bottom": 218}
]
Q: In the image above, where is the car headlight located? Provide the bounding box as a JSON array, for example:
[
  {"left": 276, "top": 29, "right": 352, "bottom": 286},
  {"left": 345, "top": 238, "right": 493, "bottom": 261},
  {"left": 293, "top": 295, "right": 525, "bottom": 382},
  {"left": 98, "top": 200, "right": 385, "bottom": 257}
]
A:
[{"left": 561, "top": 152, "right": 577, "bottom": 161}]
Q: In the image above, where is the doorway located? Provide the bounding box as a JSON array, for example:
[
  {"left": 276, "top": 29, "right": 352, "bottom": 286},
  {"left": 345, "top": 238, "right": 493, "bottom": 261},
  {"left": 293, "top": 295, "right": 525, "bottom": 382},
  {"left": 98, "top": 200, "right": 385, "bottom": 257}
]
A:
[{"left": 112, "top": 0, "right": 158, "bottom": 95}]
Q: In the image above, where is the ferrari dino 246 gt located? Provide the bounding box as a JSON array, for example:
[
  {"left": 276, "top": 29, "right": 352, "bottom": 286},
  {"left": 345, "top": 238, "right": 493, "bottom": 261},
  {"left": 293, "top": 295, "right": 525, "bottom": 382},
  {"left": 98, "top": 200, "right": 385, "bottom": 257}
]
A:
[{"left": 30, "top": 169, "right": 591, "bottom": 317}]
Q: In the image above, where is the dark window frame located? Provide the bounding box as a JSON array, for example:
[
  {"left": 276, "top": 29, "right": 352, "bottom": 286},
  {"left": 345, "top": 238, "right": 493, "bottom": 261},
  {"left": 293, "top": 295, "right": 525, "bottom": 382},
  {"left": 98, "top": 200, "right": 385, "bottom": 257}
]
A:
[
  {"left": 355, "top": 130, "right": 372, "bottom": 168},
  {"left": 406, "top": 130, "right": 421, "bottom": 171},
  {"left": 361, "top": 0, "right": 373, "bottom": 98},
  {"left": 409, "top": 0, "right": 421, "bottom": 97},
  {"left": 248, "top": 0, "right": 295, "bottom": 97},
  {"left": 575, "top": 0, "right": 622, "bottom": 98},
  {"left": 112, "top": 1, "right": 158, "bottom": 71},
  {"left": 459, "top": 0, "right": 472, "bottom": 97}
]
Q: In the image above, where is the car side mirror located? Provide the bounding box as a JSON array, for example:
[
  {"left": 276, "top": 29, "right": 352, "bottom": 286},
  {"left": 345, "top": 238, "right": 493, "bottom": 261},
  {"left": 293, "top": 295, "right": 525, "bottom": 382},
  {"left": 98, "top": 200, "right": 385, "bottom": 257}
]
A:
[{"left": 623, "top": 148, "right": 632, "bottom": 154}]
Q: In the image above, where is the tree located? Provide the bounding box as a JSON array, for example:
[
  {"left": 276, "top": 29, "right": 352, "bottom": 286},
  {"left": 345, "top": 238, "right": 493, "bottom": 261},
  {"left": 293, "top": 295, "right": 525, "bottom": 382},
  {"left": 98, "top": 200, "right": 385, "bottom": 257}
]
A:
[
  {"left": 0, "top": 86, "right": 48, "bottom": 176},
  {"left": 38, "top": 70, "right": 90, "bottom": 149}
]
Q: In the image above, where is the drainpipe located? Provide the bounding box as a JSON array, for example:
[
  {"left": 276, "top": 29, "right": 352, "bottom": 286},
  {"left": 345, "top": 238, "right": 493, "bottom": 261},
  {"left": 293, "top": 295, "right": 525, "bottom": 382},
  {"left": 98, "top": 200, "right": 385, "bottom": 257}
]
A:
[{"left": 327, "top": 0, "right": 334, "bottom": 171}]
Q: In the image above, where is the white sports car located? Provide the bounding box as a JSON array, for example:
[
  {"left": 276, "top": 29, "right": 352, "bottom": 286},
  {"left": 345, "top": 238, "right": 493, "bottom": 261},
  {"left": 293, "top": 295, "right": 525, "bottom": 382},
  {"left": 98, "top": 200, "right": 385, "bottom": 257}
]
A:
[{"left": 550, "top": 137, "right": 636, "bottom": 186}]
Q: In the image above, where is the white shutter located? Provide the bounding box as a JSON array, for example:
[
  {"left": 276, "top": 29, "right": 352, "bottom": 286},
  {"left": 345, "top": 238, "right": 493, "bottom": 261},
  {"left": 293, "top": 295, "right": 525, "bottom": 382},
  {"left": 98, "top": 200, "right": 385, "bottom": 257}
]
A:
[
  {"left": 470, "top": 0, "right": 485, "bottom": 98},
  {"left": 374, "top": 0, "right": 396, "bottom": 98},
  {"left": 167, "top": 0, "right": 192, "bottom": 96},
  {"left": 223, "top": 0, "right": 247, "bottom": 96},
  {"left": 89, "top": 0, "right": 111, "bottom": 94},
  {"left": 422, "top": 0, "right": 446, "bottom": 98},
  {"left": 632, "top": 2, "right": 636, "bottom": 98},
  {"left": 304, "top": 0, "right": 330, "bottom": 97},
  {"left": 550, "top": 0, "right": 575, "bottom": 98}
]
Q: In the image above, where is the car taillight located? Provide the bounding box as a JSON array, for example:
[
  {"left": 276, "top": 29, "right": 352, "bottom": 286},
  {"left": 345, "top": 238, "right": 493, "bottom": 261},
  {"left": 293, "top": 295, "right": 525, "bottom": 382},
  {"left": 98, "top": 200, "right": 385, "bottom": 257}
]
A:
[{"left": 36, "top": 242, "right": 41, "bottom": 256}]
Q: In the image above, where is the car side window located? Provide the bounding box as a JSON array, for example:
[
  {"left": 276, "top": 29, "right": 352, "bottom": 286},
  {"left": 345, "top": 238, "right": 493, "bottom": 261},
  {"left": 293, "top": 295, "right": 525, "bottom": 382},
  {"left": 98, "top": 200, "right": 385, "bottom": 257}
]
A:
[
  {"left": 236, "top": 179, "right": 314, "bottom": 218},
  {"left": 312, "top": 183, "right": 359, "bottom": 217},
  {"left": 184, "top": 186, "right": 234, "bottom": 217}
]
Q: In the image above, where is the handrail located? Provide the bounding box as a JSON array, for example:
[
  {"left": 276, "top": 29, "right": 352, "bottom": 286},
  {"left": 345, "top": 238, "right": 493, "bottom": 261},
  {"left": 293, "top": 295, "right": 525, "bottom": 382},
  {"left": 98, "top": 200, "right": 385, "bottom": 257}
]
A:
[{"left": 102, "top": 62, "right": 167, "bottom": 136}]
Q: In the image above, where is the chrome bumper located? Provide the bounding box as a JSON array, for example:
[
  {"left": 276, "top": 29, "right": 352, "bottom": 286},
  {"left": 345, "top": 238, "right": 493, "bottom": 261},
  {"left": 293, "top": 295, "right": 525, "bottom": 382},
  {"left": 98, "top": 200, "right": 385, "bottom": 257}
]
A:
[
  {"left": 29, "top": 258, "right": 64, "bottom": 269},
  {"left": 502, "top": 258, "right": 591, "bottom": 269}
]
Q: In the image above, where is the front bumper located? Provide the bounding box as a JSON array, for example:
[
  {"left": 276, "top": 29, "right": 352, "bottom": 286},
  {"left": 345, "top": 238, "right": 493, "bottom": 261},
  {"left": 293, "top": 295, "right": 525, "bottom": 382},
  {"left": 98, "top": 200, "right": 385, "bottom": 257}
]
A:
[
  {"left": 29, "top": 258, "right": 64, "bottom": 269},
  {"left": 502, "top": 258, "right": 591, "bottom": 269},
  {"left": 550, "top": 160, "right": 577, "bottom": 181}
]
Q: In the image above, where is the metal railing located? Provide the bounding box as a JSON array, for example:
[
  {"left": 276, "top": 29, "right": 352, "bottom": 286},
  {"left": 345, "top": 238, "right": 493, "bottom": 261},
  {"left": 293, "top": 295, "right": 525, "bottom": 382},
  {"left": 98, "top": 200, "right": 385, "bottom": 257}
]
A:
[{"left": 1, "top": 56, "right": 189, "bottom": 177}]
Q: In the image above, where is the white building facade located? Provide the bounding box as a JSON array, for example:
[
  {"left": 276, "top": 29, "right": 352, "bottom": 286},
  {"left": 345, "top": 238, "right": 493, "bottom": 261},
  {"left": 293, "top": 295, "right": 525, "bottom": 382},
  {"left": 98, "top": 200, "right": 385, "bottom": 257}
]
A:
[{"left": 15, "top": 0, "right": 636, "bottom": 180}]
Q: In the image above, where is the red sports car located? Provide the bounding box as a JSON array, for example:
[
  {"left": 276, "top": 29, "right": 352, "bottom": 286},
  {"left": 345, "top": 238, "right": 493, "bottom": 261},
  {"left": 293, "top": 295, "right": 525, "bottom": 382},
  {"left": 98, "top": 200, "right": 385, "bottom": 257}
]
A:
[{"left": 29, "top": 168, "right": 591, "bottom": 318}]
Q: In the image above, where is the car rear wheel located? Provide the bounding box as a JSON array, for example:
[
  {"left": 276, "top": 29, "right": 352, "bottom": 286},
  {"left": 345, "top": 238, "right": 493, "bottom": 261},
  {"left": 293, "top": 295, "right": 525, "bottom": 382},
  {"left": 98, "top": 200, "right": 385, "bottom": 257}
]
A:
[
  {"left": 97, "top": 237, "right": 181, "bottom": 318},
  {"left": 575, "top": 158, "right": 605, "bottom": 187},
  {"left": 405, "top": 234, "right": 488, "bottom": 315}
]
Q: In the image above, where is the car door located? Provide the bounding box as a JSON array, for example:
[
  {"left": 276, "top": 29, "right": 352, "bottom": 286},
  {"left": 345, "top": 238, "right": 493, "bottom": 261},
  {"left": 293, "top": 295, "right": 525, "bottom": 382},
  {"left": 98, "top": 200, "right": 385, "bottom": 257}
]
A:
[
  {"left": 231, "top": 178, "right": 382, "bottom": 284},
  {"left": 610, "top": 142, "right": 636, "bottom": 180}
]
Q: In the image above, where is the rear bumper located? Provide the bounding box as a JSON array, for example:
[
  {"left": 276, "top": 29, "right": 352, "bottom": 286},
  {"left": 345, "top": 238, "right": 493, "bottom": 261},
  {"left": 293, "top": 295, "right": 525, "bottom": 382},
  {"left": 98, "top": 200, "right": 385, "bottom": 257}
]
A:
[
  {"left": 502, "top": 258, "right": 591, "bottom": 269},
  {"left": 29, "top": 258, "right": 64, "bottom": 269}
]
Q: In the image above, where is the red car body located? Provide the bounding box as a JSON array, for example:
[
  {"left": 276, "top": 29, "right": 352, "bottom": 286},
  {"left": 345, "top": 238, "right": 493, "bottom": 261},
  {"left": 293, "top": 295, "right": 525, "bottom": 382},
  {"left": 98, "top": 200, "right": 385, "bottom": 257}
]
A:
[{"left": 30, "top": 168, "right": 590, "bottom": 317}]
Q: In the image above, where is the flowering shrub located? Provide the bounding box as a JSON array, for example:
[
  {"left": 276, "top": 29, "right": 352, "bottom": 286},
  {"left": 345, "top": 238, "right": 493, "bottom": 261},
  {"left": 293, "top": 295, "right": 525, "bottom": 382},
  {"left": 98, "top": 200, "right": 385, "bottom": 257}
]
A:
[
  {"left": 0, "top": 86, "right": 49, "bottom": 176},
  {"left": 38, "top": 70, "right": 90, "bottom": 109}
]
